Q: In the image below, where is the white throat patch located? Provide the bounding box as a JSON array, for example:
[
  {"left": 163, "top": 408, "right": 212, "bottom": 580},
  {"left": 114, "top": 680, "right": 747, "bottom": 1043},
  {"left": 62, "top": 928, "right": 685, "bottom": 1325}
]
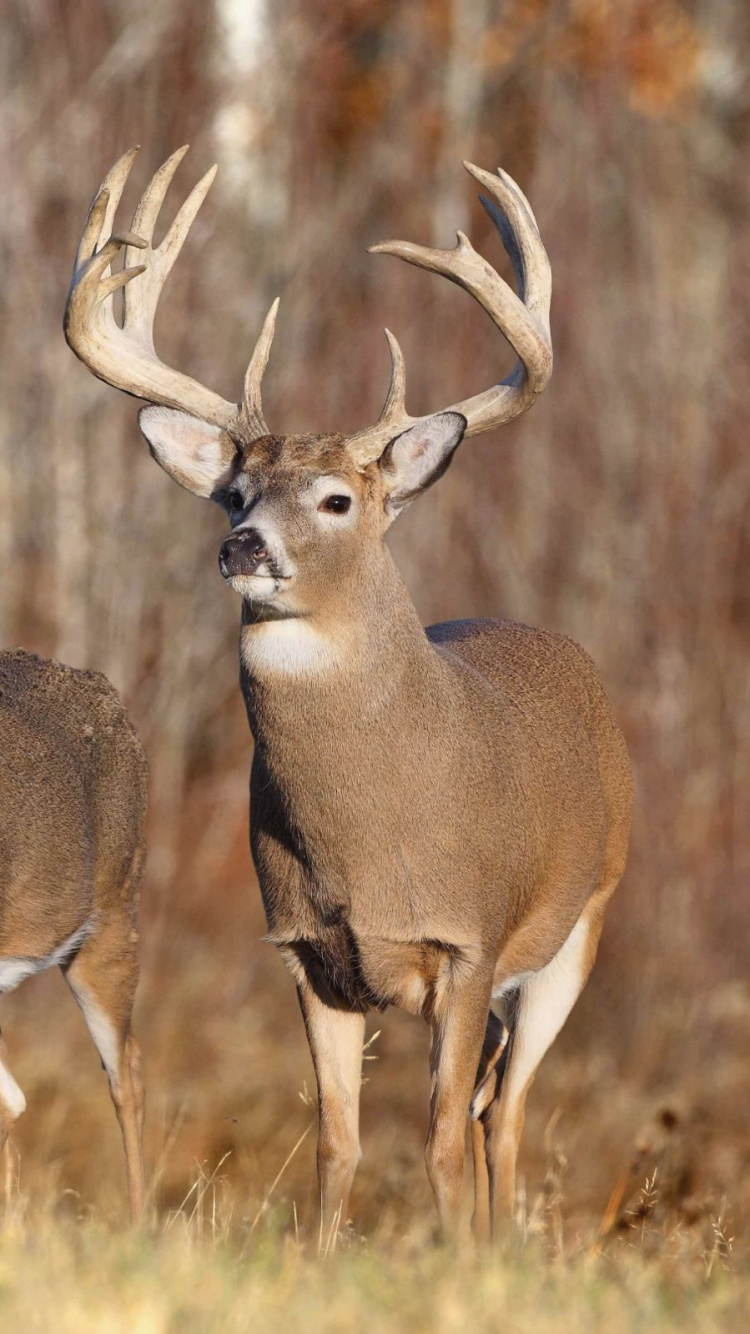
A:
[{"left": 240, "top": 620, "right": 343, "bottom": 678}]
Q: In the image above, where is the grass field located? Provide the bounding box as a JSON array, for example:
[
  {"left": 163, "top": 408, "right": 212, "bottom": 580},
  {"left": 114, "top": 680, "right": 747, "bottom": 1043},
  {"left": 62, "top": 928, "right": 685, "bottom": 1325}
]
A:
[{"left": 0, "top": 1194, "right": 746, "bottom": 1333}]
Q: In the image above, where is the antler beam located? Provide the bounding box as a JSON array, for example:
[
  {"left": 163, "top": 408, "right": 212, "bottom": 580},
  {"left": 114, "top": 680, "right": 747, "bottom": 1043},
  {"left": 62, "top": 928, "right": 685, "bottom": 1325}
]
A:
[
  {"left": 64, "top": 147, "right": 279, "bottom": 434},
  {"left": 348, "top": 163, "right": 552, "bottom": 464}
]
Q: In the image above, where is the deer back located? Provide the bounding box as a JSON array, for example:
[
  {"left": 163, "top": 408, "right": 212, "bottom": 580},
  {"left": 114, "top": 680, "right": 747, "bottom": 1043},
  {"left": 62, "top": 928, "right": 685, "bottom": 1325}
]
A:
[{"left": 0, "top": 650, "right": 147, "bottom": 956}]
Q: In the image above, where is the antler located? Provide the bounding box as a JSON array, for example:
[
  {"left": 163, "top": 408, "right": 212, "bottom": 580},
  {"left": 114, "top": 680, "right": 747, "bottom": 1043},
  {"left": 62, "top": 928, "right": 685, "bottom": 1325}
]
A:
[
  {"left": 64, "top": 146, "right": 278, "bottom": 434},
  {"left": 349, "top": 162, "right": 552, "bottom": 465}
]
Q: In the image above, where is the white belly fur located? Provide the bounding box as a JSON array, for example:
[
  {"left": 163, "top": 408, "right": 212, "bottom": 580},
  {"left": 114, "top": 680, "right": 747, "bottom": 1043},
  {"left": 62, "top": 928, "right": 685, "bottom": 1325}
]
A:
[{"left": 0, "top": 919, "right": 94, "bottom": 994}]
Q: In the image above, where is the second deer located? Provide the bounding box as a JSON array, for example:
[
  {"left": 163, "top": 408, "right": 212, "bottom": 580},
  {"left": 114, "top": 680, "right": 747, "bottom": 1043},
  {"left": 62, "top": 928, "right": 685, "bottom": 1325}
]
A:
[
  {"left": 0, "top": 650, "right": 147, "bottom": 1220},
  {"left": 65, "top": 148, "right": 632, "bottom": 1243}
]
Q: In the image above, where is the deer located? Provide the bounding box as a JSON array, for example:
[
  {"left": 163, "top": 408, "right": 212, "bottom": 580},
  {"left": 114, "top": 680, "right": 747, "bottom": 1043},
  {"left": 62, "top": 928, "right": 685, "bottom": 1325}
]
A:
[
  {"left": 64, "top": 146, "right": 632, "bottom": 1244},
  {"left": 0, "top": 649, "right": 147, "bottom": 1221}
]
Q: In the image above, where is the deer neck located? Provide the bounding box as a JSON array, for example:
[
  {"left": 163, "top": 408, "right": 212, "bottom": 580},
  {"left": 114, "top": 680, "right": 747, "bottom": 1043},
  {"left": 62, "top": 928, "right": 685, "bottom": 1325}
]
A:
[{"left": 239, "top": 545, "right": 440, "bottom": 741}]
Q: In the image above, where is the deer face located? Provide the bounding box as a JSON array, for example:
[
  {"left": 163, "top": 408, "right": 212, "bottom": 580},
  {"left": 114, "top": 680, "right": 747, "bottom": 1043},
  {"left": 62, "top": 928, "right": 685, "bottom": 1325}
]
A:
[
  {"left": 139, "top": 408, "right": 467, "bottom": 621},
  {"left": 216, "top": 432, "right": 375, "bottom": 619}
]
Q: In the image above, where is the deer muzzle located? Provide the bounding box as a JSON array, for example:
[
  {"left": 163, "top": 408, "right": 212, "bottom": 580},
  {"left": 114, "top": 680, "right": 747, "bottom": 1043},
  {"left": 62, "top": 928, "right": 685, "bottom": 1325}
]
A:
[{"left": 219, "top": 529, "right": 270, "bottom": 580}]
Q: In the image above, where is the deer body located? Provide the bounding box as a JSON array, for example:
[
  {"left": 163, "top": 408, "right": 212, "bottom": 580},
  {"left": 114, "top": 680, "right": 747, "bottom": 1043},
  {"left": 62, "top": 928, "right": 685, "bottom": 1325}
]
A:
[
  {"left": 246, "top": 565, "right": 628, "bottom": 1009},
  {"left": 0, "top": 650, "right": 147, "bottom": 1219},
  {"left": 239, "top": 520, "right": 631, "bottom": 1239},
  {"left": 65, "top": 148, "right": 632, "bottom": 1242}
]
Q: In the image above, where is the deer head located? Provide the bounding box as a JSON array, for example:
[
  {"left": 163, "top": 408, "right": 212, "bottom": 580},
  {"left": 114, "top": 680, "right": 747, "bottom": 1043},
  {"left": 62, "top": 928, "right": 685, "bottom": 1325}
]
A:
[{"left": 65, "top": 148, "right": 551, "bottom": 624}]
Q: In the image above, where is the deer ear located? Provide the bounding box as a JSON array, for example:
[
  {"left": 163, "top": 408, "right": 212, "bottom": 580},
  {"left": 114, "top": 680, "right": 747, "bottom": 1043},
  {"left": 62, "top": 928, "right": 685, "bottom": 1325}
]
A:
[
  {"left": 138, "top": 406, "right": 238, "bottom": 498},
  {"left": 379, "top": 412, "right": 467, "bottom": 517}
]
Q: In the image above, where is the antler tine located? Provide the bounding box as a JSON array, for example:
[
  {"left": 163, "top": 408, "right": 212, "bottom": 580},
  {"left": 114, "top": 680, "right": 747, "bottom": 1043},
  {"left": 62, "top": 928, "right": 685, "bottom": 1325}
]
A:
[
  {"left": 124, "top": 150, "right": 217, "bottom": 348},
  {"left": 468, "top": 162, "right": 551, "bottom": 336},
  {"left": 130, "top": 145, "right": 189, "bottom": 243},
  {"left": 75, "top": 147, "right": 140, "bottom": 271},
  {"left": 242, "top": 297, "right": 280, "bottom": 437},
  {"left": 377, "top": 329, "right": 412, "bottom": 428},
  {"left": 65, "top": 148, "right": 239, "bottom": 428},
  {"left": 349, "top": 162, "right": 552, "bottom": 464},
  {"left": 100, "top": 148, "right": 141, "bottom": 253}
]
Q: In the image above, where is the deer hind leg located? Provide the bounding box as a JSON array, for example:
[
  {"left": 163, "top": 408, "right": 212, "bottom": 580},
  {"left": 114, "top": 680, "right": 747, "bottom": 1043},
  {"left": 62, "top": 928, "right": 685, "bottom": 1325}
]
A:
[
  {"left": 426, "top": 966, "right": 494, "bottom": 1240},
  {"left": 62, "top": 912, "right": 145, "bottom": 1223},
  {"left": 485, "top": 901, "right": 606, "bottom": 1238},
  {"left": 470, "top": 1010, "right": 509, "bottom": 1246},
  {"left": 0, "top": 1032, "right": 26, "bottom": 1152}
]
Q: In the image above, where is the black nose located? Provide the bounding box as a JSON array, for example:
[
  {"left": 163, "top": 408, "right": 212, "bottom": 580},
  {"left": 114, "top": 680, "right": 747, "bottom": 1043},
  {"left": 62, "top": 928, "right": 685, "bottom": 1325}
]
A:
[{"left": 219, "top": 529, "right": 269, "bottom": 578}]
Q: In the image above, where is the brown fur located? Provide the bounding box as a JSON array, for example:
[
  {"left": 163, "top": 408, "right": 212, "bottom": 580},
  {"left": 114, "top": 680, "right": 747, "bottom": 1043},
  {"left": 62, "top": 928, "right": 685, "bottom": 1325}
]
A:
[{"left": 0, "top": 649, "right": 148, "bottom": 1220}]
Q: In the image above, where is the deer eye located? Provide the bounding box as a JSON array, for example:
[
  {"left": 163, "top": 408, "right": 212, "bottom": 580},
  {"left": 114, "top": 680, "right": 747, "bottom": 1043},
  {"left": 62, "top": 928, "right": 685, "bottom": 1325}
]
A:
[
  {"left": 321, "top": 495, "right": 351, "bottom": 515},
  {"left": 228, "top": 489, "right": 245, "bottom": 512}
]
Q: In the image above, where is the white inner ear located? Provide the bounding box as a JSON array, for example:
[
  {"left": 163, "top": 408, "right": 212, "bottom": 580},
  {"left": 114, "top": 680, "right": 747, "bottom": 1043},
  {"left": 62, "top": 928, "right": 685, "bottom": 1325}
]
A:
[
  {"left": 139, "top": 405, "right": 237, "bottom": 498},
  {"left": 382, "top": 411, "right": 467, "bottom": 514}
]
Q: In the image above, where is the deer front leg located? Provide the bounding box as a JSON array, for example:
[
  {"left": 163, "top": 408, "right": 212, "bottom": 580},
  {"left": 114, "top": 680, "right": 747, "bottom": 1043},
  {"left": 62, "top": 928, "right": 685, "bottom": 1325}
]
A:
[
  {"left": 297, "top": 981, "right": 365, "bottom": 1242},
  {"left": 426, "top": 967, "right": 494, "bottom": 1240}
]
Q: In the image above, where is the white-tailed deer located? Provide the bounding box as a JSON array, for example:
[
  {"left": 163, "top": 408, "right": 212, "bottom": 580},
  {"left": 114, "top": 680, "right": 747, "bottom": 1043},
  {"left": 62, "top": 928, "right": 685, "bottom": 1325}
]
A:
[
  {"left": 65, "top": 147, "right": 632, "bottom": 1243},
  {"left": 0, "top": 650, "right": 147, "bottom": 1220}
]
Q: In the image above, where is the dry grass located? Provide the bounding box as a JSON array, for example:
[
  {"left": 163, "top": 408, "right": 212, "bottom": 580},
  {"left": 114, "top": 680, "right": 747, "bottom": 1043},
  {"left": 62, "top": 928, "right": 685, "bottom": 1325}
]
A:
[
  {"left": 0, "top": 1134, "right": 747, "bottom": 1333},
  {"left": 0, "top": 1220, "right": 747, "bottom": 1334}
]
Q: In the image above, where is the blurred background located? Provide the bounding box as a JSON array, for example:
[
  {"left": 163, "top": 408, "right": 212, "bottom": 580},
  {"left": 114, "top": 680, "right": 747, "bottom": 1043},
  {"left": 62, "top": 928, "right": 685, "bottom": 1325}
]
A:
[{"left": 0, "top": 0, "right": 748, "bottom": 1243}]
